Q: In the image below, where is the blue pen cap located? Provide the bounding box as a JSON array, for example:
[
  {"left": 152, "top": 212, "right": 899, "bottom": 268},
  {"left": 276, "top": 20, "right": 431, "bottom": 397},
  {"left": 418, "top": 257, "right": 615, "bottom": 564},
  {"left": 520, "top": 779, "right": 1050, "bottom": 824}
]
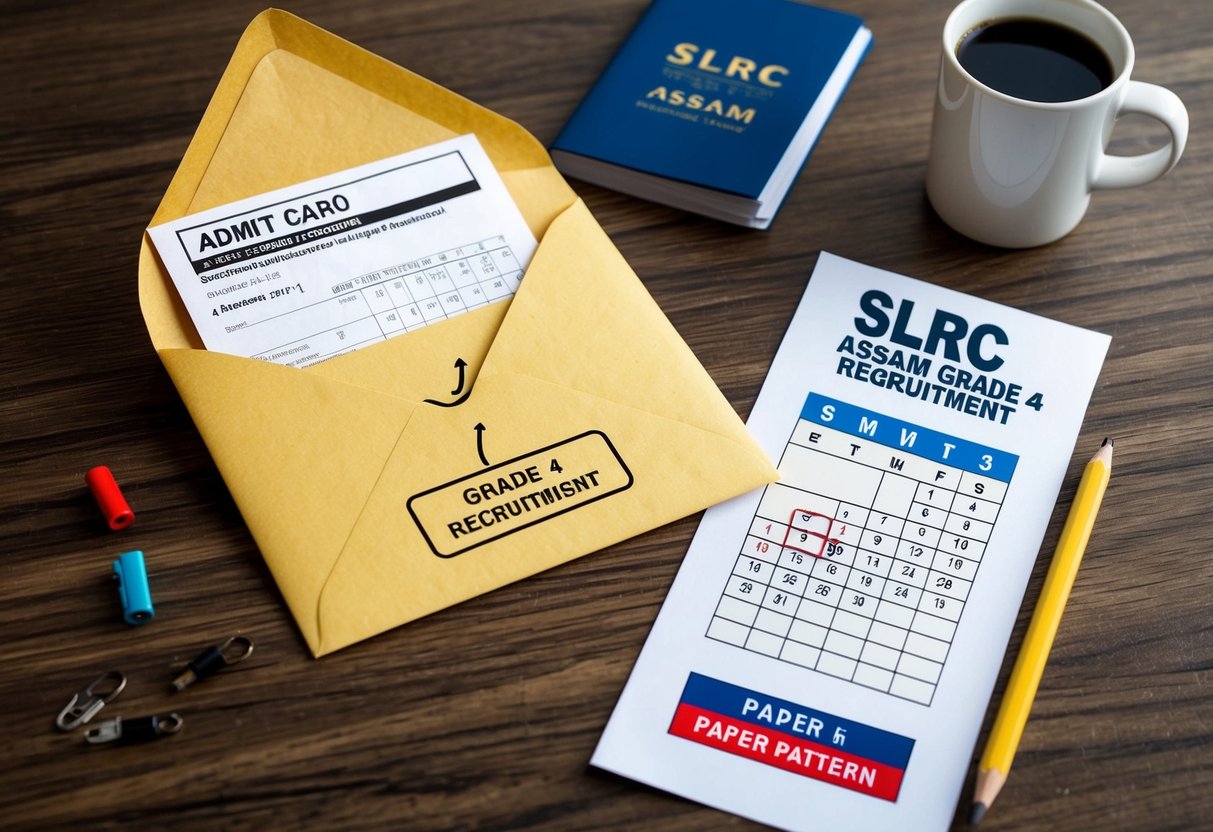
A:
[{"left": 113, "top": 550, "right": 154, "bottom": 625}]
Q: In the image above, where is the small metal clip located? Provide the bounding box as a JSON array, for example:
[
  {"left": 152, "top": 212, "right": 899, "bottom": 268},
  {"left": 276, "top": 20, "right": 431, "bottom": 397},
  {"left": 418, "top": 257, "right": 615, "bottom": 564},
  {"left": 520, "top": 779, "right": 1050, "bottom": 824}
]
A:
[
  {"left": 172, "top": 635, "right": 254, "bottom": 691},
  {"left": 85, "top": 713, "right": 183, "bottom": 746},
  {"left": 56, "top": 671, "right": 126, "bottom": 731}
]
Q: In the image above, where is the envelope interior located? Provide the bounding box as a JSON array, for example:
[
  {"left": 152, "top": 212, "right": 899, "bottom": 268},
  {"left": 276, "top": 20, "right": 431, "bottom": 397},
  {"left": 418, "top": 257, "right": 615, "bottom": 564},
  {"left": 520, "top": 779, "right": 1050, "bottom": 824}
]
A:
[{"left": 189, "top": 50, "right": 459, "bottom": 214}]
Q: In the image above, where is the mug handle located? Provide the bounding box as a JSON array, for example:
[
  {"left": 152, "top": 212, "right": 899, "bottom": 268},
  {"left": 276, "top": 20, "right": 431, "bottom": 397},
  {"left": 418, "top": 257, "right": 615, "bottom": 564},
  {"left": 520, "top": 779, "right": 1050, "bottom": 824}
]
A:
[{"left": 1093, "top": 81, "right": 1189, "bottom": 189}]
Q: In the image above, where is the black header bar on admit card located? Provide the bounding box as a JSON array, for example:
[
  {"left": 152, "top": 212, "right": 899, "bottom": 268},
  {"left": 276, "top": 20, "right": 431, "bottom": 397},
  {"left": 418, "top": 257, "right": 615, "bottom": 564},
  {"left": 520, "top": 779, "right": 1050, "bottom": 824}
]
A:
[{"left": 179, "top": 150, "right": 480, "bottom": 275}]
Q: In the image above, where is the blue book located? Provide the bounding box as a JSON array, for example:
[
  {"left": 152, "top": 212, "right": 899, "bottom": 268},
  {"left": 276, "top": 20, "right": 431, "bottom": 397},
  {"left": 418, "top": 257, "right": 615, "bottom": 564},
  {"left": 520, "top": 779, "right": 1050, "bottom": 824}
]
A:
[{"left": 551, "top": 0, "right": 871, "bottom": 229}]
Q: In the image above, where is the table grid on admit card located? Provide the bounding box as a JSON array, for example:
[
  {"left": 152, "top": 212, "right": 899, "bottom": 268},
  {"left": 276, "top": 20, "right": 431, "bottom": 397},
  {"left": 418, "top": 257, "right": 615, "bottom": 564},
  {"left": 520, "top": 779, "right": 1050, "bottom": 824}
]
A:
[{"left": 708, "top": 392, "right": 1018, "bottom": 705}]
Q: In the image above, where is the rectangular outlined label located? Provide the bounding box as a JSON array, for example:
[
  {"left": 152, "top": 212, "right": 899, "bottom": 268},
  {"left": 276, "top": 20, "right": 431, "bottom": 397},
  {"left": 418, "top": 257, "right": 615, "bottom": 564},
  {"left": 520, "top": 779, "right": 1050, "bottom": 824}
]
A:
[{"left": 407, "top": 431, "right": 633, "bottom": 557}]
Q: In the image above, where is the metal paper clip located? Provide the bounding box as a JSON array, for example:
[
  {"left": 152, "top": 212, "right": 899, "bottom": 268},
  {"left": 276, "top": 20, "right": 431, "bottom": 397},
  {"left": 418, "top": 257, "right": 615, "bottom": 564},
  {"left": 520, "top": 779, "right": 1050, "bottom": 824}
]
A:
[
  {"left": 56, "top": 671, "right": 126, "bottom": 731},
  {"left": 172, "top": 635, "right": 254, "bottom": 691},
  {"left": 86, "top": 713, "right": 183, "bottom": 746}
]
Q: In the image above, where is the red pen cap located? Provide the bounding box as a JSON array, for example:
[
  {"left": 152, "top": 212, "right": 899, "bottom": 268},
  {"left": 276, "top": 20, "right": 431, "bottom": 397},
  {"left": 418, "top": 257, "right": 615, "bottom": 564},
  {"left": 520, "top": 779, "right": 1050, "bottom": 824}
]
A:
[{"left": 86, "top": 466, "right": 135, "bottom": 530}]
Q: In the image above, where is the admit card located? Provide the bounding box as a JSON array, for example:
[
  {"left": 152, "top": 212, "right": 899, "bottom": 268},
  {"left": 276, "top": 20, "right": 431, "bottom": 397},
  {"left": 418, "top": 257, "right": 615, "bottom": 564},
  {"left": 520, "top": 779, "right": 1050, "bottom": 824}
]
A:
[
  {"left": 148, "top": 134, "right": 537, "bottom": 368},
  {"left": 592, "top": 254, "right": 1110, "bottom": 830}
]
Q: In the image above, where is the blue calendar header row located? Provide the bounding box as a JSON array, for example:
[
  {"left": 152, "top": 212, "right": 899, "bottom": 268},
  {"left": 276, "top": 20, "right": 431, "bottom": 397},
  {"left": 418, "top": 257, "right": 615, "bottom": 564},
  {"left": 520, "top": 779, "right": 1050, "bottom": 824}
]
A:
[{"left": 801, "top": 393, "right": 1017, "bottom": 481}]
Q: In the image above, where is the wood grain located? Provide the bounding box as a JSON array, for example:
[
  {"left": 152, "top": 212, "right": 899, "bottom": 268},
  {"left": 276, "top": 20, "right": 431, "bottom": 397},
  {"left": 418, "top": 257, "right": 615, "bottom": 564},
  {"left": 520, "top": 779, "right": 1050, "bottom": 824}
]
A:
[{"left": 1, "top": 0, "right": 1210, "bottom": 829}]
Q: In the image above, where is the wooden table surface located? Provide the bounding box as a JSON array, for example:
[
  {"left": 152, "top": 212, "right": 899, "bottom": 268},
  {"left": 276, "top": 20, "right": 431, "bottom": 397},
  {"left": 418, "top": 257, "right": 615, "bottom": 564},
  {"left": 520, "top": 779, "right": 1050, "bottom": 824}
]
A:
[{"left": 3, "top": 0, "right": 1210, "bottom": 829}]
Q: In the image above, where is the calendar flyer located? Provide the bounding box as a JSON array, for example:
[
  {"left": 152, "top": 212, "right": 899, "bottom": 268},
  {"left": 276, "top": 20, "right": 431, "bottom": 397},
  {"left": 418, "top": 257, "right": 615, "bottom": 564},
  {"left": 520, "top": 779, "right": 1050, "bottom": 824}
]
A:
[{"left": 592, "top": 253, "right": 1111, "bottom": 831}]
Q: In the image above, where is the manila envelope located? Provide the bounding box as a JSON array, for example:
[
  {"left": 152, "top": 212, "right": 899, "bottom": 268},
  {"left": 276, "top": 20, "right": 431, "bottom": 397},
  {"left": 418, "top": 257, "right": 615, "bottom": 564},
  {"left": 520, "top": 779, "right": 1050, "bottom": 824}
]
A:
[{"left": 138, "top": 10, "right": 777, "bottom": 657}]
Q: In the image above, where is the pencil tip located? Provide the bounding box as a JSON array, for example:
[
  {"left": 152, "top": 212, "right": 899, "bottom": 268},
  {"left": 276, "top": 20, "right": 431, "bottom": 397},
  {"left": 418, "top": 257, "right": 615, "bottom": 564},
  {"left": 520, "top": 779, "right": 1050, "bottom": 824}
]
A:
[
  {"left": 969, "top": 802, "right": 987, "bottom": 826},
  {"left": 1102, "top": 437, "right": 1113, "bottom": 447}
]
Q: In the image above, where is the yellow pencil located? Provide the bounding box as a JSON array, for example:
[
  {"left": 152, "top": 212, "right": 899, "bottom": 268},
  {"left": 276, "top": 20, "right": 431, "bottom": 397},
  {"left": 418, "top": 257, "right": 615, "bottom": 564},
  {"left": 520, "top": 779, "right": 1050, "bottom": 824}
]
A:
[{"left": 970, "top": 438, "right": 1114, "bottom": 826}]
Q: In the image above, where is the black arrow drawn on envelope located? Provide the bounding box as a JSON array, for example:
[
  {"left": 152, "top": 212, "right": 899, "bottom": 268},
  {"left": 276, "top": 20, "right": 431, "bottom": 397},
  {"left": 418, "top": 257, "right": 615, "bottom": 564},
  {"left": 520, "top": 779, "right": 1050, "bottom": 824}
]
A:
[
  {"left": 423, "top": 357, "right": 472, "bottom": 408},
  {"left": 474, "top": 423, "right": 489, "bottom": 467}
]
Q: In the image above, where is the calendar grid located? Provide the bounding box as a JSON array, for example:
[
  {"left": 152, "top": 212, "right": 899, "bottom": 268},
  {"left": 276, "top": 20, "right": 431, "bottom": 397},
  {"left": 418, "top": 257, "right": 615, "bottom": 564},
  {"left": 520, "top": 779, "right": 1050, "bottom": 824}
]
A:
[{"left": 707, "top": 395, "right": 1014, "bottom": 706}]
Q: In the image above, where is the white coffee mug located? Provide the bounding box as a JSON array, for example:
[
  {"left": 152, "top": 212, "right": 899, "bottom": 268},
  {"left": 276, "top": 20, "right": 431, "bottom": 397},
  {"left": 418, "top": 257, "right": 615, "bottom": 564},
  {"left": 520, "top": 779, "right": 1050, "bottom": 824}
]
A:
[{"left": 926, "top": 0, "right": 1188, "bottom": 248}]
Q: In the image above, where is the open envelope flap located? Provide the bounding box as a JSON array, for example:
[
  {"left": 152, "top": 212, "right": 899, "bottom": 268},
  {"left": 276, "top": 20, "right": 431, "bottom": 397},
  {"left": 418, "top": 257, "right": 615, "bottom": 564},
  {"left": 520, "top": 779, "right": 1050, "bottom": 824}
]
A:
[
  {"left": 479, "top": 199, "right": 763, "bottom": 444},
  {"left": 311, "top": 202, "right": 778, "bottom": 655}
]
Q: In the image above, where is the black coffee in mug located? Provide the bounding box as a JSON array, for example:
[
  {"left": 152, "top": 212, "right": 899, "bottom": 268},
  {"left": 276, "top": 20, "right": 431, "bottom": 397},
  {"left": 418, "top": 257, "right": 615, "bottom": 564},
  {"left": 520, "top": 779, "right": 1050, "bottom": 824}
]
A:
[{"left": 957, "top": 18, "right": 1114, "bottom": 102}]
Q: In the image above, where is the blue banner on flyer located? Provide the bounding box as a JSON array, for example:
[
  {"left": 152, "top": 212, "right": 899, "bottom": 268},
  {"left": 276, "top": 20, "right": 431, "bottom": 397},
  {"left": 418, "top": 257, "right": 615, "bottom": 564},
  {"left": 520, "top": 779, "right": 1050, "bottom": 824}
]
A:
[{"left": 670, "top": 673, "right": 914, "bottom": 800}]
